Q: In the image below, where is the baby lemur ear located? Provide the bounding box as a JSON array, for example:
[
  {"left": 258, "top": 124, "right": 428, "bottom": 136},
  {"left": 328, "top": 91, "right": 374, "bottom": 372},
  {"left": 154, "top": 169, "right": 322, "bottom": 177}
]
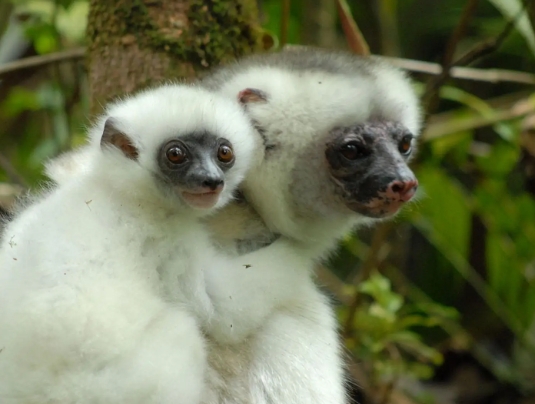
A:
[
  {"left": 100, "top": 118, "right": 139, "bottom": 161},
  {"left": 238, "top": 88, "right": 268, "bottom": 105}
]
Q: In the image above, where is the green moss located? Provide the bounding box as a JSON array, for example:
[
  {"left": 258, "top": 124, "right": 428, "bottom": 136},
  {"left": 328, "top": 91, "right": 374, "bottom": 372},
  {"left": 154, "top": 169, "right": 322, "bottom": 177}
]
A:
[
  {"left": 89, "top": 0, "right": 262, "bottom": 72},
  {"left": 187, "top": 0, "right": 263, "bottom": 66}
]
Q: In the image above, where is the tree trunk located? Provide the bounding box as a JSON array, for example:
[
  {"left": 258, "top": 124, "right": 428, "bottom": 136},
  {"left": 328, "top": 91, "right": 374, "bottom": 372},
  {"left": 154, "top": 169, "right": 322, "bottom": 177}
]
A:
[
  {"left": 86, "top": 0, "right": 263, "bottom": 113},
  {"left": 301, "top": 0, "right": 338, "bottom": 49}
]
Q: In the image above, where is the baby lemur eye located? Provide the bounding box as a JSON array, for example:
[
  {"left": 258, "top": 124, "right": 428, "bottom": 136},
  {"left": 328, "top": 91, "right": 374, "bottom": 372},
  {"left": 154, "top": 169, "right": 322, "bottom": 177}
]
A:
[
  {"left": 399, "top": 135, "right": 413, "bottom": 155},
  {"left": 339, "top": 142, "right": 368, "bottom": 160},
  {"left": 217, "top": 144, "right": 234, "bottom": 164},
  {"left": 166, "top": 145, "right": 188, "bottom": 165}
]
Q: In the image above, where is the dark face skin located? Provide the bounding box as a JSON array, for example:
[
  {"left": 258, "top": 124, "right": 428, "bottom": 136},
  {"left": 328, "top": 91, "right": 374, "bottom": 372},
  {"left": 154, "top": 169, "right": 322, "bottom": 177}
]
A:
[
  {"left": 156, "top": 132, "right": 235, "bottom": 191},
  {"left": 234, "top": 88, "right": 418, "bottom": 219},
  {"left": 325, "top": 121, "right": 418, "bottom": 218},
  {"left": 100, "top": 118, "right": 235, "bottom": 209},
  {"left": 155, "top": 132, "right": 236, "bottom": 209}
]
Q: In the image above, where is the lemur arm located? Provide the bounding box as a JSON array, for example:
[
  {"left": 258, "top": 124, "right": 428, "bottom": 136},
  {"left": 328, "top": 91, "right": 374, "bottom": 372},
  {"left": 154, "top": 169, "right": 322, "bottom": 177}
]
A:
[{"left": 201, "top": 238, "right": 315, "bottom": 344}]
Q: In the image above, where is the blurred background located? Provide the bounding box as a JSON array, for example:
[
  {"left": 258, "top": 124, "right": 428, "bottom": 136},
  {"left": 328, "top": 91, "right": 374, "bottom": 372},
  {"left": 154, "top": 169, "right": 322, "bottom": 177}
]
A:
[{"left": 1, "top": 0, "right": 535, "bottom": 403}]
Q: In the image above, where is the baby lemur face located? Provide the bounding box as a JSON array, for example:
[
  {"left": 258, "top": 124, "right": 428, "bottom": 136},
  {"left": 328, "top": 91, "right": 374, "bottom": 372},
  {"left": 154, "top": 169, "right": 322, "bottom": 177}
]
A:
[
  {"left": 89, "top": 84, "right": 259, "bottom": 215},
  {"left": 324, "top": 121, "right": 417, "bottom": 218},
  {"left": 156, "top": 132, "right": 235, "bottom": 209},
  {"left": 100, "top": 119, "right": 239, "bottom": 211}
]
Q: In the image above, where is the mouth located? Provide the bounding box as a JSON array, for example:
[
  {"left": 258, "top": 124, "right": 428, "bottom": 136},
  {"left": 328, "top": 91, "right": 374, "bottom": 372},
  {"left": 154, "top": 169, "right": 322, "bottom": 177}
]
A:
[
  {"left": 180, "top": 188, "right": 223, "bottom": 209},
  {"left": 345, "top": 188, "right": 417, "bottom": 219},
  {"left": 346, "top": 199, "right": 406, "bottom": 218}
]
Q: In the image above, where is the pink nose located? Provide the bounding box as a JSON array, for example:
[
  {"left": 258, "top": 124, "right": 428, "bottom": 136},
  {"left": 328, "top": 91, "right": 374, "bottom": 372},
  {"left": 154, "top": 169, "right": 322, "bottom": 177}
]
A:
[{"left": 388, "top": 179, "right": 418, "bottom": 202}]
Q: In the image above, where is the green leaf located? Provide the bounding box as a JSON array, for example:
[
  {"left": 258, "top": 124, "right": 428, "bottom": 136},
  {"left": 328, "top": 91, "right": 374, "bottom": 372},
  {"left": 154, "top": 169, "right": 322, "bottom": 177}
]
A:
[
  {"left": 1, "top": 88, "right": 40, "bottom": 117},
  {"left": 359, "top": 272, "right": 404, "bottom": 313},
  {"left": 440, "top": 86, "right": 517, "bottom": 142},
  {"left": 474, "top": 142, "right": 520, "bottom": 177},
  {"left": 385, "top": 331, "right": 443, "bottom": 364},
  {"left": 406, "top": 362, "right": 436, "bottom": 380},
  {"left": 412, "top": 164, "right": 471, "bottom": 258}
]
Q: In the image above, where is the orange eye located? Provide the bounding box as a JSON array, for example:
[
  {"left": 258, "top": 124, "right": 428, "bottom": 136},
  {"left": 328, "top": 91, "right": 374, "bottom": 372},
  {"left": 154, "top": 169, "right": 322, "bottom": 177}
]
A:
[
  {"left": 217, "top": 144, "right": 234, "bottom": 164},
  {"left": 340, "top": 142, "right": 367, "bottom": 160},
  {"left": 399, "top": 135, "right": 413, "bottom": 155},
  {"left": 166, "top": 146, "right": 187, "bottom": 164}
]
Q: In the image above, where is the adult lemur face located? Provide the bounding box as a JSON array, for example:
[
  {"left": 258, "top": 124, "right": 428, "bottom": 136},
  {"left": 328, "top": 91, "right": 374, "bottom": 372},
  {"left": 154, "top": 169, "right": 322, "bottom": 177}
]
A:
[
  {"left": 197, "top": 48, "right": 422, "bottom": 236},
  {"left": 325, "top": 121, "right": 418, "bottom": 218}
]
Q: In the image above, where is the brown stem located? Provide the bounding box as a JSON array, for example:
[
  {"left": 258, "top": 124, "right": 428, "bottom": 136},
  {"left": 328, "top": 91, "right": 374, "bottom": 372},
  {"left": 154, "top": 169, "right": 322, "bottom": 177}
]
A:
[
  {"left": 423, "top": 1, "right": 527, "bottom": 117},
  {"left": 0, "top": 152, "right": 29, "bottom": 188},
  {"left": 335, "top": 0, "right": 370, "bottom": 56},
  {"left": 343, "top": 222, "right": 394, "bottom": 338},
  {"left": 423, "top": 0, "right": 480, "bottom": 113},
  {"left": 382, "top": 56, "right": 535, "bottom": 85},
  {"left": 280, "top": 0, "right": 290, "bottom": 47},
  {"left": 0, "top": 48, "right": 85, "bottom": 78}
]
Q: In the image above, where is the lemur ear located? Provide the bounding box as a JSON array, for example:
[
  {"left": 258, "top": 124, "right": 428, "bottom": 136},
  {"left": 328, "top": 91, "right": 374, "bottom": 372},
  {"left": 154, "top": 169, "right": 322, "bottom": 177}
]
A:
[
  {"left": 100, "top": 118, "right": 139, "bottom": 161},
  {"left": 238, "top": 88, "right": 268, "bottom": 105}
]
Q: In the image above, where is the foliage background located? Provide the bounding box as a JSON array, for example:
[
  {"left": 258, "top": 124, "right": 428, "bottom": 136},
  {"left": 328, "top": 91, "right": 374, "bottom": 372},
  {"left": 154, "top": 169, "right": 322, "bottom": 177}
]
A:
[{"left": 1, "top": 0, "right": 535, "bottom": 403}]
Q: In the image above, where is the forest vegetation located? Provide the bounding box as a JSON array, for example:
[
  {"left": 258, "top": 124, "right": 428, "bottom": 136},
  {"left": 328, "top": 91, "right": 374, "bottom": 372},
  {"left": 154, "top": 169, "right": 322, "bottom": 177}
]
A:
[{"left": 1, "top": 0, "right": 535, "bottom": 403}]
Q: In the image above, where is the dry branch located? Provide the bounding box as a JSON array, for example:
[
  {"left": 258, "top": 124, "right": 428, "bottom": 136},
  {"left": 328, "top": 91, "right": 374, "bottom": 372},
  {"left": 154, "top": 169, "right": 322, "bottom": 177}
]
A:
[
  {"left": 280, "top": 0, "right": 291, "bottom": 47},
  {"left": 3, "top": 46, "right": 534, "bottom": 86},
  {"left": 381, "top": 56, "right": 535, "bottom": 85},
  {"left": 342, "top": 222, "right": 394, "bottom": 338},
  {"left": 424, "top": 94, "right": 535, "bottom": 141},
  {"left": 0, "top": 48, "right": 85, "bottom": 78},
  {"left": 423, "top": 0, "right": 480, "bottom": 112},
  {"left": 0, "top": 152, "right": 28, "bottom": 188},
  {"left": 335, "top": 0, "right": 370, "bottom": 56},
  {"left": 422, "top": 1, "right": 526, "bottom": 114}
]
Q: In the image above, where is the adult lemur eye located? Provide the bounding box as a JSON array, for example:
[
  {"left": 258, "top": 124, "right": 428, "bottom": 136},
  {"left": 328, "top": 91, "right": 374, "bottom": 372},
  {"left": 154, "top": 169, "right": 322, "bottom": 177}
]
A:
[
  {"left": 399, "top": 135, "right": 413, "bottom": 155},
  {"left": 166, "top": 146, "right": 187, "bottom": 164},
  {"left": 339, "top": 143, "right": 367, "bottom": 160},
  {"left": 217, "top": 144, "right": 234, "bottom": 164}
]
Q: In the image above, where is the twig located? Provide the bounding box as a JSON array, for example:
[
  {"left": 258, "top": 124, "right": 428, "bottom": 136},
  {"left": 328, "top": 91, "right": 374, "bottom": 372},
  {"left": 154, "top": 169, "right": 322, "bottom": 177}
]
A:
[
  {"left": 315, "top": 265, "right": 352, "bottom": 305},
  {"left": 374, "top": 0, "right": 400, "bottom": 56},
  {"left": 279, "top": 0, "right": 290, "bottom": 48},
  {"left": 336, "top": 0, "right": 370, "bottom": 56},
  {"left": 423, "top": 3, "right": 526, "bottom": 115},
  {"left": 0, "top": 47, "right": 85, "bottom": 78},
  {"left": 343, "top": 222, "right": 394, "bottom": 338},
  {"left": 443, "top": 0, "right": 480, "bottom": 67},
  {"left": 423, "top": 93, "right": 534, "bottom": 141},
  {"left": 423, "top": 0, "right": 480, "bottom": 112},
  {"left": 284, "top": 45, "right": 535, "bottom": 85},
  {"left": 454, "top": 20, "right": 517, "bottom": 68},
  {"left": 380, "top": 56, "right": 535, "bottom": 85},
  {"left": 0, "top": 152, "right": 28, "bottom": 188}
]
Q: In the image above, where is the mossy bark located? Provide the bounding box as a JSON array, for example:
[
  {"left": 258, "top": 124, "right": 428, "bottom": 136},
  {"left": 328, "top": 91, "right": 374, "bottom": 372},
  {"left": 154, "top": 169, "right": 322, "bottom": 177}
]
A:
[{"left": 86, "top": 0, "right": 263, "bottom": 113}]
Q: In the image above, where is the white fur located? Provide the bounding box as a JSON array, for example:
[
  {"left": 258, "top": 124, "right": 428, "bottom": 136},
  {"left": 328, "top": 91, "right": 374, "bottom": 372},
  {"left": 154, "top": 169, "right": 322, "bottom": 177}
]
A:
[
  {"left": 41, "top": 49, "right": 422, "bottom": 404},
  {"left": 206, "top": 54, "right": 421, "bottom": 245},
  {"left": 198, "top": 48, "right": 422, "bottom": 404},
  {"left": 0, "top": 155, "right": 208, "bottom": 404},
  {"left": 0, "top": 83, "right": 290, "bottom": 403}
]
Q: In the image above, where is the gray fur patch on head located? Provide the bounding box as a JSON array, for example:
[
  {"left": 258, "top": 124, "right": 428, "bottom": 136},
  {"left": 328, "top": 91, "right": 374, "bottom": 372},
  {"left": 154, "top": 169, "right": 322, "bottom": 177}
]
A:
[{"left": 202, "top": 47, "right": 380, "bottom": 90}]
